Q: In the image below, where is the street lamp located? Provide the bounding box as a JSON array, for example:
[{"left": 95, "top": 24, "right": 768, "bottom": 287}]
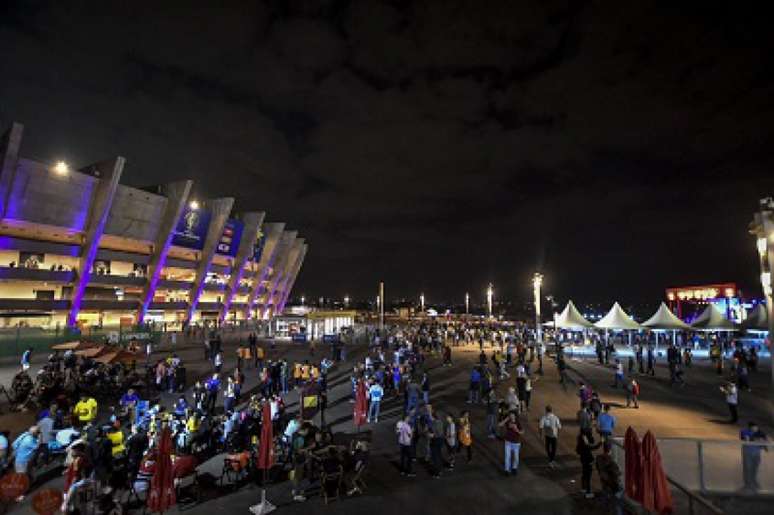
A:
[
  {"left": 344, "top": 295, "right": 350, "bottom": 308},
  {"left": 750, "top": 197, "right": 774, "bottom": 393},
  {"left": 465, "top": 292, "right": 470, "bottom": 315},
  {"left": 533, "top": 273, "right": 543, "bottom": 344},
  {"left": 420, "top": 293, "right": 425, "bottom": 312},
  {"left": 300, "top": 295, "right": 305, "bottom": 306},
  {"left": 486, "top": 284, "right": 493, "bottom": 318}
]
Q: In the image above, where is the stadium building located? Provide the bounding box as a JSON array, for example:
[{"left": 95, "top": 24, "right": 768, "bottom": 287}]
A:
[{"left": 0, "top": 122, "right": 307, "bottom": 332}]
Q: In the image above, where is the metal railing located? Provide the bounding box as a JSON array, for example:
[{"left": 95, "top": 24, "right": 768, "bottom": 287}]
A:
[{"left": 610, "top": 438, "right": 727, "bottom": 515}]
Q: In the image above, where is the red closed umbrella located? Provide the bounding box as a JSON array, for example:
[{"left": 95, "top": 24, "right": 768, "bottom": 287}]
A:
[
  {"left": 624, "top": 426, "right": 643, "bottom": 502},
  {"left": 354, "top": 379, "right": 367, "bottom": 429},
  {"left": 147, "top": 427, "right": 176, "bottom": 513},
  {"left": 641, "top": 431, "right": 673, "bottom": 514},
  {"left": 257, "top": 402, "right": 274, "bottom": 471},
  {"left": 250, "top": 402, "right": 277, "bottom": 514}
]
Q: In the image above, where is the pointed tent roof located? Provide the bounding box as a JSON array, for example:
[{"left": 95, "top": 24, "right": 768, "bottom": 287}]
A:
[
  {"left": 553, "top": 300, "right": 594, "bottom": 330},
  {"left": 595, "top": 302, "right": 641, "bottom": 330},
  {"left": 641, "top": 302, "right": 691, "bottom": 330},
  {"left": 690, "top": 304, "right": 737, "bottom": 331},
  {"left": 742, "top": 304, "right": 768, "bottom": 332}
]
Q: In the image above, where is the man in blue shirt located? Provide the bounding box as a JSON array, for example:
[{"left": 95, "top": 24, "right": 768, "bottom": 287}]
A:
[
  {"left": 12, "top": 426, "right": 40, "bottom": 474},
  {"left": 468, "top": 367, "right": 481, "bottom": 404},
  {"left": 21, "top": 348, "right": 32, "bottom": 371},
  {"left": 597, "top": 404, "right": 616, "bottom": 441},
  {"left": 367, "top": 381, "right": 384, "bottom": 423}
]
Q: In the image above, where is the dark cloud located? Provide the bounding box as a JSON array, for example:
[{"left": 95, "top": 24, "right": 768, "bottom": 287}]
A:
[{"left": 1, "top": 0, "right": 773, "bottom": 308}]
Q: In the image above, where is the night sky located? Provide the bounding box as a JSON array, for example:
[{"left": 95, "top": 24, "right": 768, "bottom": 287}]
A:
[{"left": 2, "top": 2, "right": 774, "bottom": 307}]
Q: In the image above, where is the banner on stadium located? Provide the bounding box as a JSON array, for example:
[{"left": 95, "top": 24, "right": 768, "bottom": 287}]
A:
[
  {"left": 172, "top": 206, "right": 212, "bottom": 250},
  {"left": 216, "top": 219, "right": 244, "bottom": 257}
]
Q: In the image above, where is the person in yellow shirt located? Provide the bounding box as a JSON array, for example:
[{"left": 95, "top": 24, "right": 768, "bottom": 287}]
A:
[
  {"left": 73, "top": 395, "right": 98, "bottom": 426},
  {"left": 185, "top": 412, "right": 200, "bottom": 433},
  {"left": 293, "top": 363, "right": 302, "bottom": 386},
  {"left": 300, "top": 363, "right": 311, "bottom": 383},
  {"left": 106, "top": 423, "right": 125, "bottom": 456}
]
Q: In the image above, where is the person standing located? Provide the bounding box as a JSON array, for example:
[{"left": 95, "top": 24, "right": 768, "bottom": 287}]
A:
[
  {"left": 577, "top": 404, "right": 594, "bottom": 441},
  {"left": 213, "top": 351, "right": 223, "bottom": 373},
  {"left": 646, "top": 346, "right": 655, "bottom": 376},
  {"left": 485, "top": 389, "right": 498, "bottom": 439},
  {"left": 597, "top": 404, "right": 616, "bottom": 441},
  {"left": 740, "top": 421, "right": 768, "bottom": 492},
  {"left": 576, "top": 431, "right": 602, "bottom": 498},
  {"left": 499, "top": 412, "right": 523, "bottom": 475},
  {"left": 458, "top": 411, "right": 473, "bottom": 464},
  {"left": 444, "top": 414, "right": 457, "bottom": 469},
  {"left": 396, "top": 415, "right": 415, "bottom": 477},
  {"left": 11, "top": 426, "right": 40, "bottom": 476},
  {"left": 421, "top": 372, "right": 430, "bottom": 405},
  {"left": 612, "top": 359, "right": 625, "bottom": 388},
  {"left": 20, "top": 348, "right": 32, "bottom": 371},
  {"left": 539, "top": 405, "right": 562, "bottom": 468},
  {"left": 721, "top": 381, "right": 739, "bottom": 423},
  {"left": 427, "top": 405, "right": 444, "bottom": 478}
]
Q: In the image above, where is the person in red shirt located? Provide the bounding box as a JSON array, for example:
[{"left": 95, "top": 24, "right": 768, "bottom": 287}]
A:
[{"left": 498, "top": 412, "right": 523, "bottom": 475}]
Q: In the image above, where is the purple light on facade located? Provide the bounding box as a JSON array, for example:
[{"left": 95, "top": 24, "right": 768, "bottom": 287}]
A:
[
  {"left": 219, "top": 259, "right": 247, "bottom": 323},
  {"left": 186, "top": 260, "right": 213, "bottom": 322},
  {"left": 138, "top": 238, "right": 174, "bottom": 324},
  {"left": 67, "top": 215, "right": 111, "bottom": 328}
]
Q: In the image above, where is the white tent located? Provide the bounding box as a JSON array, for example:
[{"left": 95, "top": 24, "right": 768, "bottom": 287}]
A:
[
  {"left": 595, "top": 302, "right": 641, "bottom": 330},
  {"left": 690, "top": 304, "right": 736, "bottom": 331},
  {"left": 741, "top": 304, "right": 768, "bottom": 332},
  {"left": 553, "top": 300, "right": 594, "bottom": 330},
  {"left": 641, "top": 302, "right": 690, "bottom": 330}
]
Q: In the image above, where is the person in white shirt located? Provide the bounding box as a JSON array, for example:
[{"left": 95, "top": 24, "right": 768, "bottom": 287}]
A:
[
  {"left": 395, "top": 415, "right": 414, "bottom": 476},
  {"left": 538, "top": 405, "right": 562, "bottom": 468}
]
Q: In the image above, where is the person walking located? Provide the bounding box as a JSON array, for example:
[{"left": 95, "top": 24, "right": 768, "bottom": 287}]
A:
[
  {"left": 576, "top": 431, "right": 602, "bottom": 498},
  {"left": 467, "top": 367, "right": 481, "bottom": 404},
  {"left": 396, "top": 415, "right": 415, "bottom": 477},
  {"left": 367, "top": 380, "right": 384, "bottom": 423},
  {"left": 499, "top": 412, "right": 523, "bottom": 475},
  {"left": 421, "top": 372, "right": 430, "bottom": 405},
  {"left": 721, "top": 381, "right": 739, "bottom": 423},
  {"left": 539, "top": 405, "right": 562, "bottom": 468},
  {"left": 625, "top": 379, "right": 640, "bottom": 408}
]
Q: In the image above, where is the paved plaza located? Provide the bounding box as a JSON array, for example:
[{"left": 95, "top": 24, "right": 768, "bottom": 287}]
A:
[{"left": 3, "top": 334, "right": 770, "bottom": 515}]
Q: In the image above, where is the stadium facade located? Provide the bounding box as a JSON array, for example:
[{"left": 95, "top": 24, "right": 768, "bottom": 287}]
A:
[{"left": 0, "top": 122, "right": 307, "bottom": 331}]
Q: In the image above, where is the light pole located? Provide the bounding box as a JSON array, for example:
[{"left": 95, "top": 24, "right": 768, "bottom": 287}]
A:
[
  {"left": 465, "top": 292, "right": 470, "bottom": 315},
  {"left": 378, "top": 282, "right": 385, "bottom": 332},
  {"left": 344, "top": 295, "right": 350, "bottom": 308},
  {"left": 300, "top": 295, "right": 305, "bottom": 306},
  {"left": 420, "top": 293, "right": 425, "bottom": 313},
  {"left": 750, "top": 197, "right": 774, "bottom": 393},
  {"left": 533, "top": 273, "right": 543, "bottom": 345},
  {"left": 486, "top": 284, "right": 493, "bottom": 318}
]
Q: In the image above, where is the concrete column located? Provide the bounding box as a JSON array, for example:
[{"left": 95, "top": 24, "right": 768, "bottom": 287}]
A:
[
  {"left": 185, "top": 197, "right": 235, "bottom": 323},
  {"left": 0, "top": 122, "right": 24, "bottom": 219},
  {"left": 263, "top": 237, "right": 303, "bottom": 318},
  {"left": 255, "top": 231, "right": 297, "bottom": 318},
  {"left": 67, "top": 157, "right": 125, "bottom": 327},
  {"left": 277, "top": 243, "right": 307, "bottom": 313},
  {"left": 137, "top": 180, "right": 193, "bottom": 323},
  {"left": 244, "top": 224, "right": 288, "bottom": 318},
  {"left": 218, "top": 211, "right": 265, "bottom": 323}
]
